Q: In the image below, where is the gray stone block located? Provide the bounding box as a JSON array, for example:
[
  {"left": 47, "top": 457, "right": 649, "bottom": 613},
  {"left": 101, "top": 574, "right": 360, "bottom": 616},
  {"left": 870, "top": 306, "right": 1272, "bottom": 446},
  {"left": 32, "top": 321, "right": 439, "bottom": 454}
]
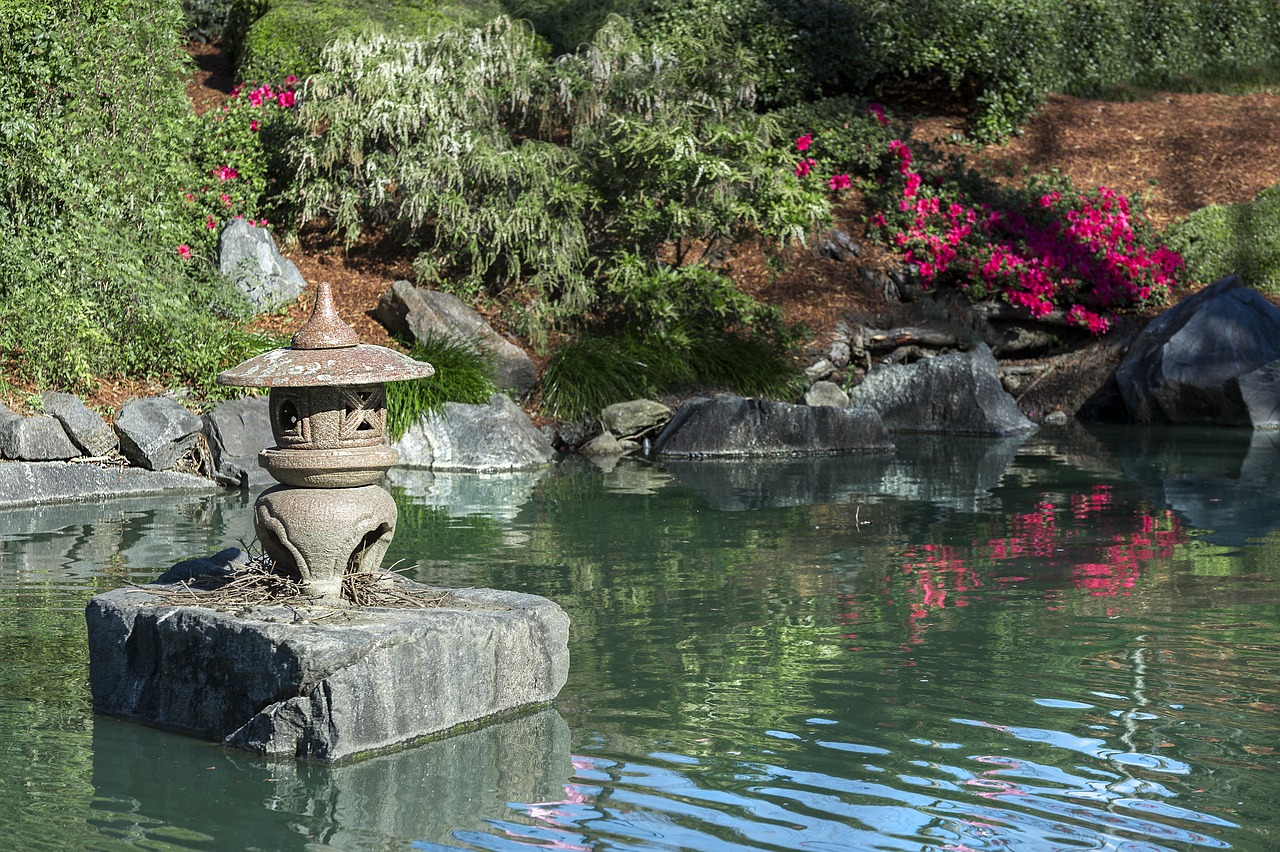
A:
[
  {"left": 805, "top": 380, "right": 851, "bottom": 408},
  {"left": 202, "top": 396, "right": 275, "bottom": 488},
  {"left": 0, "top": 415, "right": 81, "bottom": 460},
  {"left": 217, "top": 218, "right": 307, "bottom": 313},
  {"left": 652, "top": 395, "right": 893, "bottom": 458},
  {"left": 847, "top": 344, "right": 1036, "bottom": 436},
  {"left": 0, "top": 462, "right": 218, "bottom": 509},
  {"left": 42, "top": 391, "right": 117, "bottom": 456},
  {"left": 115, "top": 396, "right": 203, "bottom": 471},
  {"left": 86, "top": 578, "right": 570, "bottom": 763},
  {"left": 395, "top": 393, "right": 554, "bottom": 471}
]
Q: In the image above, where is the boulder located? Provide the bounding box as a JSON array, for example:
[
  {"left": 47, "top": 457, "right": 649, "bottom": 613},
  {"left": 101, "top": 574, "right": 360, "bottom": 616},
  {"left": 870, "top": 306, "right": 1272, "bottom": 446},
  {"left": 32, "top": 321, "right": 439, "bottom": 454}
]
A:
[
  {"left": 202, "top": 396, "right": 275, "bottom": 488},
  {"left": 42, "top": 391, "right": 117, "bottom": 456},
  {"left": 375, "top": 281, "right": 537, "bottom": 396},
  {"left": 815, "top": 226, "right": 860, "bottom": 261},
  {"left": 86, "top": 569, "right": 570, "bottom": 763},
  {"left": 217, "top": 219, "right": 307, "bottom": 313},
  {"left": 805, "top": 380, "right": 850, "bottom": 408},
  {"left": 0, "top": 414, "right": 81, "bottom": 460},
  {"left": 580, "top": 430, "right": 624, "bottom": 456},
  {"left": 651, "top": 395, "right": 893, "bottom": 458},
  {"left": 394, "top": 393, "right": 554, "bottom": 471},
  {"left": 601, "top": 399, "right": 671, "bottom": 437},
  {"left": 847, "top": 344, "right": 1036, "bottom": 436},
  {"left": 115, "top": 397, "right": 203, "bottom": 471},
  {"left": 1115, "top": 275, "right": 1280, "bottom": 427}
]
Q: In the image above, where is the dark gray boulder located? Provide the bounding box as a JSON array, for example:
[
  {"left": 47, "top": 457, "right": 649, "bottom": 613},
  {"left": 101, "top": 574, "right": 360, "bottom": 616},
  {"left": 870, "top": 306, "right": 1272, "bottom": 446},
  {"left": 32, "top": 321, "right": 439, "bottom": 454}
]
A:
[
  {"left": 847, "top": 344, "right": 1036, "bottom": 436},
  {"left": 42, "top": 391, "right": 117, "bottom": 456},
  {"left": 86, "top": 575, "right": 570, "bottom": 763},
  {"left": 202, "top": 396, "right": 275, "bottom": 488},
  {"left": 651, "top": 395, "right": 893, "bottom": 458},
  {"left": 1115, "top": 275, "right": 1280, "bottom": 427},
  {"left": 217, "top": 219, "right": 306, "bottom": 313},
  {"left": 0, "top": 415, "right": 81, "bottom": 460},
  {"left": 394, "top": 393, "right": 554, "bottom": 471},
  {"left": 374, "top": 281, "right": 537, "bottom": 397},
  {"left": 115, "top": 397, "right": 203, "bottom": 471}
]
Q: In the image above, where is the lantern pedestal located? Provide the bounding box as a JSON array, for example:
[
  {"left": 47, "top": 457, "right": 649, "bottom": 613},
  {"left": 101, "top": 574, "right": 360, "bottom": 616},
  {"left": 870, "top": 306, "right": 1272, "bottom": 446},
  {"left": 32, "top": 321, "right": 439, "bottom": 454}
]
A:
[{"left": 85, "top": 551, "right": 570, "bottom": 763}]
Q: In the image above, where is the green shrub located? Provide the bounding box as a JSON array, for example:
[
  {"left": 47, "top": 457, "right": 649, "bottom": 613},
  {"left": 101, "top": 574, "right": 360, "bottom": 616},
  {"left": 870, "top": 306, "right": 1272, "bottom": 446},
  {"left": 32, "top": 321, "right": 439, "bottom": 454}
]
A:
[
  {"left": 235, "top": 0, "right": 446, "bottom": 82},
  {"left": 1166, "top": 186, "right": 1280, "bottom": 294},
  {"left": 385, "top": 333, "right": 499, "bottom": 438},
  {"left": 0, "top": 0, "right": 275, "bottom": 396},
  {"left": 286, "top": 15, "right": 827, "bottom": 347}
]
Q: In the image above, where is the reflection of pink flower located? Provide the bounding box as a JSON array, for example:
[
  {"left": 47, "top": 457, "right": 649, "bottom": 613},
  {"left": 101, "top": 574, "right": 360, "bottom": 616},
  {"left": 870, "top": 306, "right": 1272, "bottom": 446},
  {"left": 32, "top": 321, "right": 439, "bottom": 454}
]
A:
[
  {"left": 796, "top": 133, "right": 812, "bottom": 152},
  {"left": 177, "top": 244, "right": 191, "bottom": 259}
]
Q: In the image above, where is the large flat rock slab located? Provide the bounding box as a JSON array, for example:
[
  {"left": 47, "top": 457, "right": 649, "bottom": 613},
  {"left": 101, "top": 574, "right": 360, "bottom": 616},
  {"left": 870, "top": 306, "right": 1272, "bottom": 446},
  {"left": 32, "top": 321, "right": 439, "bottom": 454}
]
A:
[
  {"left": 0, "top": 461, "right": 217, "bottom": 509},
  {"left": 86, "top": 575, "right": 570, "bottom": 763}
]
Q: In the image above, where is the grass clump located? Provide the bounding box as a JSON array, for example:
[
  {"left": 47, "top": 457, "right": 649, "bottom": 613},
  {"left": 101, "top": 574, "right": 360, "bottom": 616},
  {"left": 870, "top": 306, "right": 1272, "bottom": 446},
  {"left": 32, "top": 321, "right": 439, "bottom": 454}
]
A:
[
  {"left": 386, "top": 333, "right": 499, "bottom": 439},
  {"left": 1165, "top": 185, "right": 1280, "bottom": 295}
]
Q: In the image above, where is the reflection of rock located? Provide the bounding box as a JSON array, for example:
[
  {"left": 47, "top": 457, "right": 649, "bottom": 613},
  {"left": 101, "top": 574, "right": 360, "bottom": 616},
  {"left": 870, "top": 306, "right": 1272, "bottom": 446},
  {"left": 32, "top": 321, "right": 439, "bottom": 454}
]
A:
[
  {"left": 91, "top": 709, "right": 572, "bottom": 850},
  {"left": 663, "top": 455, "right": 894, "bottom": 511},
  {"left": 386, "top": 466, "right": 547, "bottom": 521},
  {"left": 881, "top": 435, "right": 1029, "bottom": 510},
  {"left": 1101, "top": 424, "right": 1280, "bottom": 545},
  {"left": 602, "top": 458, "right": 674, "bottom": 495},
  {"left": 663, "top": 434, "right": 1027, "bottom": 511}
]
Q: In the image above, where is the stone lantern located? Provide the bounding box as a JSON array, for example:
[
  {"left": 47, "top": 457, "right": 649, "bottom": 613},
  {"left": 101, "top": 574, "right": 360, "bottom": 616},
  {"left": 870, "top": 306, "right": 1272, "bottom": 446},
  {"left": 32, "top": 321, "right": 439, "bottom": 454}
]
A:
[{"left": 218, "top": 281, "right": 433, "bottom": 599}]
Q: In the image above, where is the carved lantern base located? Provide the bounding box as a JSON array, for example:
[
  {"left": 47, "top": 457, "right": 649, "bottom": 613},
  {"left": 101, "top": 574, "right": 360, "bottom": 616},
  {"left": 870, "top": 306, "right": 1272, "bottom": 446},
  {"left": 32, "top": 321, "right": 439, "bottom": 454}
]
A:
[{"left": 254, "top": 484, "right": 398, "bottom": 599}]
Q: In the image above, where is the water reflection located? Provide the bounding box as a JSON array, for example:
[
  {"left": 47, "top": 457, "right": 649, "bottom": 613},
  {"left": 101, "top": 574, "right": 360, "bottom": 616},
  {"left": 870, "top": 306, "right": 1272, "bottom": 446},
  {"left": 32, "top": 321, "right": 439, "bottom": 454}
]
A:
[{"left": 90, "top": 710, "right": 574, "bottom": 850}]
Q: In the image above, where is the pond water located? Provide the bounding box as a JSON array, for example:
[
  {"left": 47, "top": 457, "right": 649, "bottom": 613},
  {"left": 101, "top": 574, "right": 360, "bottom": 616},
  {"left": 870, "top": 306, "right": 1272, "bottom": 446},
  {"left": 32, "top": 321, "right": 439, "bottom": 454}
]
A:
[{"left": 1, "top": 424, "right": 1278, "bottom": 851}]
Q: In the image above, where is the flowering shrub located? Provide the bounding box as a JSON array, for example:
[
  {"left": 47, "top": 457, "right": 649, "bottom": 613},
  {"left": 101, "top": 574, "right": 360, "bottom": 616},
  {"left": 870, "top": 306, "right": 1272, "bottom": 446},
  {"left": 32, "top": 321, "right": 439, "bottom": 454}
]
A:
[
  {"left": 179, "top": 77, "right": 300, "bottom": 258},
  {"left": 786, "top": 103, "right": 1186, "bottom": 334},
  {"left": 874, "top": 139, "right": 1184, "bottom": 333}
]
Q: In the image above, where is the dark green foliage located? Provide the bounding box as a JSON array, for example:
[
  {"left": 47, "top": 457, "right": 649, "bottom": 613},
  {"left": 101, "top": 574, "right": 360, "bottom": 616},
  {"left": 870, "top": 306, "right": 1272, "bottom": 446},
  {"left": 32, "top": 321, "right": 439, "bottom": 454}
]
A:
[
  {"left": 539, "top": 326, "right": 804, "bottom": 421},
  {"left": 288, "top": 16, "right": 827, "bottom": 347},
  {"left": 509, "top": 0, "right": 1280, "bottom": 141},
  {"left": 385, "top": 333, "right": 499, "bottom": 439},
  {"left": 0, "top": 0, "right": 274, "bottom": 395},
  {"left": 1165, "top": 186, "right": 1280, "bottom": 294}
]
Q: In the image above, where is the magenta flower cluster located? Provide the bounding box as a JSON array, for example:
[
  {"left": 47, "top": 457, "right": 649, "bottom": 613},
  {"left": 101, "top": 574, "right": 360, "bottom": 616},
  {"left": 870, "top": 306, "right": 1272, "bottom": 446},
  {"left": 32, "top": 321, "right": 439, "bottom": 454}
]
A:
[
  {"left": 178, "top": 75, "right": 300, "bottom": 259},
  {"left": 793, "top": 133, "right": 851, "bottom": 192},
  {"left": 875, "top": 138, "right": 1182, "bottom": 334}
]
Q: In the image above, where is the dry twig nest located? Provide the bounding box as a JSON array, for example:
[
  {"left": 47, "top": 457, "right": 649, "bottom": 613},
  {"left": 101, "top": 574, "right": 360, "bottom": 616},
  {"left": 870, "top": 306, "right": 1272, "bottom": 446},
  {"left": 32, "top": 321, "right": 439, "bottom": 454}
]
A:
[{"left": 142, "top": 551, "right": 452, "bottom": 610}]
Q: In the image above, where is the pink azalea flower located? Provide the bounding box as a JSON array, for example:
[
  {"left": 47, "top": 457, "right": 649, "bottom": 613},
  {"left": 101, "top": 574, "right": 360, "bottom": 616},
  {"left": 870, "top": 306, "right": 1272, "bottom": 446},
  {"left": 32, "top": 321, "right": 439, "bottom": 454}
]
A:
[
  {"left": 867, "top": 103, "right": 888, "bottom": 126},
  {"left": 276, "top": 90, "right": 295, "bottom": 109},
  {"left": 250, "top": 119, "right": 259, "bottom": 132},
  {"left": 177, "top": 244, "right": 191, "bottom": 259},
  {"left": 795, "top": 158, "right": 815, "bottom": 177},
  {"left": 829, "top": 174, "right": 852, "bottom": 191},
  {"left": 796, "top": 134, "right": 812, "bottom": 152}
]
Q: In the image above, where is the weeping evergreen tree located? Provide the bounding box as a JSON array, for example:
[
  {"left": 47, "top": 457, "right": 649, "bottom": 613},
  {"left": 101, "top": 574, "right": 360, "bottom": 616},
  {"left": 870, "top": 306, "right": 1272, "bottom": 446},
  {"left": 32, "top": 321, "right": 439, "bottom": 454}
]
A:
[{"left": 287, "top": 15, "right": 828, "bottom": 348}]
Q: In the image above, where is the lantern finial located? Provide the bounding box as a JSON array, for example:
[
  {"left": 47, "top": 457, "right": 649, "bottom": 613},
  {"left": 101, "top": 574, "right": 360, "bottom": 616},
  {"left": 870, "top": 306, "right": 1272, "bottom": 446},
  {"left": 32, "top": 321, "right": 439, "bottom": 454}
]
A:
[{"left": 292, "top": 281, "right": 359, "bottom": 350}]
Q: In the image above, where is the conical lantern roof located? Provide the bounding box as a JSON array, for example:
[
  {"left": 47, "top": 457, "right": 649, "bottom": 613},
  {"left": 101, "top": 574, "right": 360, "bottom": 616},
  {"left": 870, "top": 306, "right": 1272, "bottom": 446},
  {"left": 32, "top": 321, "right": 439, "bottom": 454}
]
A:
[{"left": 218, "top": 282, "right": 435, "bottom": 388}]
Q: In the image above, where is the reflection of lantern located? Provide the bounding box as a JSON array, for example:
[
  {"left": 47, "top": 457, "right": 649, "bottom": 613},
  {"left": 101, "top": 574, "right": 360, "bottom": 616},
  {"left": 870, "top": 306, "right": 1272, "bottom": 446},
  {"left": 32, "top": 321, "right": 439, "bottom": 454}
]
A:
[{"left": 218, "top": 282, "right": 434, "bottom": 599}]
